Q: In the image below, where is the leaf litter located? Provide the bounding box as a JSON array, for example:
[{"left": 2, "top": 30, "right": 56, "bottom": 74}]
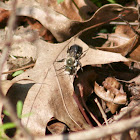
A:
[{"left": 0, "top": 0, "right": 140, "bottom": 139}]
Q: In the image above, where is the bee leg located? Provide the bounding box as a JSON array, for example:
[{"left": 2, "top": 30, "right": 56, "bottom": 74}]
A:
[
  {"left": 56, "top": 65, "right": 65, "bottom": 71},
  {"left": 73, "top": 61, "right": 83, "bottom": 78},
  {"left": 55, "top": 65, "right": 68, "bottom": 76},
  {"left": 56, "top": 58, "right": 65, "bottom": 62},
  {"left": 73, "top": 69, "right": 78, "bottom": 79},
  {"left": 79, "top": 48, "right": 89, "bottom": 59},
  {"left": 78, "top": 61, "right": 83, "bottom": 72},
  {"left": 55, "top": 70, "right": 66, "bottom": 77}
]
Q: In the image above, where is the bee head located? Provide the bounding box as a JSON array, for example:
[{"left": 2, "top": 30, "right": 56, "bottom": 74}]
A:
[{"left": 67, "top": 44, "right": 83, "bottom": 59}]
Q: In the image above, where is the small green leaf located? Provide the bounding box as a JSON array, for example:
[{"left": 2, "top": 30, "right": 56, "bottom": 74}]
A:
[
  {"left": 91, "top": 0, "right": 102, "bottom": 7},
  {"left": 3, "top": 110, "right": 10, "bottom": 116},
  {"left": 16, "top": 100, "right": 23, "bottom": 118},
  {"left": 12, "top": 70, "right": 24, "bottom": 77},
  {"left": 99, "top": 29, "right": 108, "bottom": 33},
  {"left": 57, "top": 0, "right": 64, "bottom": 4},
  {"left": 107, "top": 0, "right": 116, "bottom": 4},
  {"left": 0, "top": 123, "right": 16, "bottom": 131},
  {"left": 112, "top": 26, "right": 116, "bottom": 32}
]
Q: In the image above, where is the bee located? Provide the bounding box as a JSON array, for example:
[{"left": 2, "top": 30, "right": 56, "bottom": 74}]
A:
[{"left": 64, "top": 44, "right": 83, "bottom": 75}]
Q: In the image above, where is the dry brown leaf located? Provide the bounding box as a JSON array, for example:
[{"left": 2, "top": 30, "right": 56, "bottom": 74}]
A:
[
  {"left": 94, "top": 78, "right": 127, "bottom": 105},
  {"left": 96, "top": 34, "right": 140, "bottom": 61},
  {"left": 46, "top": 118, "right": 68, "bottom": 134},
  {"left": 73, "top": 68, "right": 100, "bottom": 126},
  {"left": 0, "top": 6, "right": 55, "bottom": 42},
  {"left": 96, "top": 35, "right": 138, "bottom": 55},
  {"left": 113, "top": 100, "right": 140, "bottom": 122},
  {"left": 103, "top": 77, "right": 120, "bottom": 89},
  {"left": 94, "top": 5, "right": 140, "bottom": 62},
  {"left": 1, "top": 37, "right": 129, "bottom": 135},
  {"left": 115, "top": 25, "right": 137, "bottom": 38},
  {"left": 128, "top": 75, "right": 140, "bottom": 100},
  {"left": 103, "top": 77, "right": 127, "bottom": 113},
  {"left": 97, "top": 33, "right": 130, "bottom": 47},
  {"left": 129, "top": 37, "right": 140, "bottom": 61},
  {"left": 96, "top": 10, "right": 140, "bottom": 62},
  {"left": 0, "top": 1, "right": 140, "bottom": 139},
  {"left": 0, "top": 8, "right": 9, "bottom": 26},
  {"left": 129, "top": 75, "right": 140, "bottom": 85},
  {"left": 128, "top": 100, "right": 140, "bottom": 118},
  {"left": 38, "top": 0, "right": 98, "bottom": 21},
  {"left": 18, "top": 17, "right": 55, "bottom": 42},
  {"left": 74, "top": 66, "right": 97, "bottom": 102},
  {"left": 1, "top": 2, "right": 137, "bottom": 42},
  {"left": 6, "top": 38, "right": 91, "bottom": 135},
  {"left": 0, "top": 26, "right": 38, "bottom": 59},
  {"left": 0, "top": 2, "right": 137, "bottom": 137}
]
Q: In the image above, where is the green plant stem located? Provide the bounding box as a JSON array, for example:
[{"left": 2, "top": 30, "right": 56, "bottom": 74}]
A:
[{"left": 71, "top": 0, "right": 85, "bottom": 20}]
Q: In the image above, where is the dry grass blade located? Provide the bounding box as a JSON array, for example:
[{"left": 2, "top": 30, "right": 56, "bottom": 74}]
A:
[
  {"left": 2, "top": 63, "right": 35, "bottom": 74},
  {"left": 94, "top": 98, "right": 108, "bottom": 125}
]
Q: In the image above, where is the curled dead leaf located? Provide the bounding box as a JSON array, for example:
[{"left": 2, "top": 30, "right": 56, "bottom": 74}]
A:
[
  {"left": 103, "top": 77, "right": 127, "bottom": 104},
  {"left": 94, "top": 79, "right": 127, "bottom": 105},
  {"left": 94, "top": 78, "right": 127, "bottom": 114},
  {"left": 96, "top": 10, "right": 140, "bottom": 62},
  {"left": 103, "top": 77, "right": 120, "bottom": 89},
  {"left": 46, "top": 118, "right": 68, "bottom": 134},
  {"left": 1, "top": 2, "right": 136, "bottom": 42},
  {"left": 106, "top": 102, "right": 119, "bottom": 114},
  {"left": 96, "top": 35, "right": 139, "bottom": 57}
]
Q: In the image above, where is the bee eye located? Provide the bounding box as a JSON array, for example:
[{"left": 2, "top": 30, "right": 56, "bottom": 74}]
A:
[{"left": 66, "top": 58, "right": 74, "bottom": 65}]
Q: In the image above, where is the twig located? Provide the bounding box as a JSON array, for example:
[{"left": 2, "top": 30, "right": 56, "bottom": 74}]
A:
[
  {"left": 71, "top": 0, "right": 80, "bottom": 13},
  {"left": 34, "top": 116, "right": 140, "bottom": 140},
  {"left": 109, "top": 21, "right": 139, "bottom": 25},
  {"left": 2, "top": 63, "right": 35, "bottom": 74},
  {"left": 78, "top": 84, "right": 102, "bottom": 127},
  {"left": 118, "top": 14, "right": 140, "bottom": 36},
  {"left": 73, "top": 93, "right": 93, "bottom": 127},
  {"left": 94, "top": 98, "right": 108, "bottom": 125},
  {"left": 114, "top": 101, "right": 140, "bottom": 121},
  {"left": 75, "top": 16, "right": 120, "bottom": 39},
  {"left": 0, "top": 0, "right": 33, "bottom": 139}
]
